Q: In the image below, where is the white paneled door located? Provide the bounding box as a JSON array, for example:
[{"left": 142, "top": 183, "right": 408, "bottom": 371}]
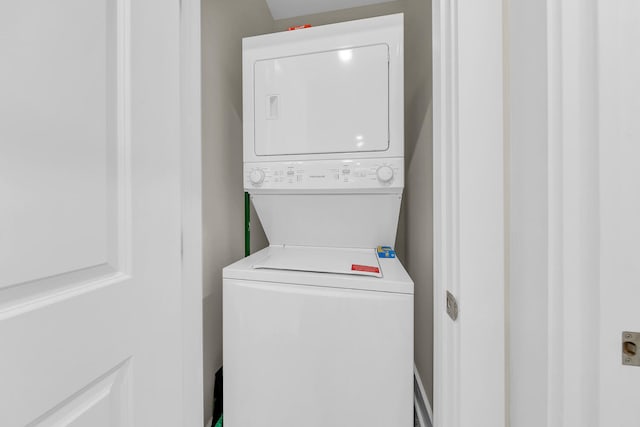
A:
[{"left": 0, "top": 0, "right": 195, "bottom": 425}]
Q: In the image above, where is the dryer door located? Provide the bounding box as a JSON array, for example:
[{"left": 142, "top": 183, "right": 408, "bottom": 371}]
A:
[{"left": 254, "top": 44, "right": 389, "bottom": 156}]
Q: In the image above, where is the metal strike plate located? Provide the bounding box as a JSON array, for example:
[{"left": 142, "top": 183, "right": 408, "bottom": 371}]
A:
[
  {"left": 622, "top": 331, "right": 640, "bottom": 366},
  {"left": 446, "top": 291, "right": 458, "bottom": 321}
]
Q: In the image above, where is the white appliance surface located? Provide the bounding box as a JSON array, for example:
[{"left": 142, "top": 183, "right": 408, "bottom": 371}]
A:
[
  {"left": 224, "top": 246, "right": 413, "bottom": 294},
  {"left": 226, "top": 15, "right": 412, "bottom": 427},
  {"left": 251, "top": 193, "right": 402, "bottom": 249},
  {"left": 244, "top": 158, "right": 404, "bottom": 192},
  {"left": 243, "top": 14, "right": 403, "bottom": 164},
  {"left": 252, "top": 245, "right": 382, "bottom": 277},
  {"left": 254, "top": 43, "right": 389, "bottom": 156},
  {"left": 243, "top": 15, "right": 405, "bottom": 248},
  {"left": 223, "top": 247, "right": 414, "bottom": 427},
  {"left": 245, "top": 157, "right": 403, "bottom": 248}
]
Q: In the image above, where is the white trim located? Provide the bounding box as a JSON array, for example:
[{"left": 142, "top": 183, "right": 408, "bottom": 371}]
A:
[
  {"left": 508, "top": 2, "right": 604, "bottom": 425},
  {"left": 180, "top": 0, "right": 204, "bottom": 425},
  {"left": 432, "top": 0, "right": 458, "bottom": 424},
  {"left": 433, "top": 0, "right": 507, "bottom": 426},
  {"left": 546, "top": 1, "right": 600, "bottom": 426},
  {"left": 115, "top": 0, "right": 132, "bottom": 276},
  {"left": 545, "top": 2, "right": 564, "bottom": 425}
]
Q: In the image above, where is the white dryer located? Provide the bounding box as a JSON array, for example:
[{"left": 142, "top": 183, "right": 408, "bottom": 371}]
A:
[{"left": 223, "top": 14, "right": 413, "bottom": 427}]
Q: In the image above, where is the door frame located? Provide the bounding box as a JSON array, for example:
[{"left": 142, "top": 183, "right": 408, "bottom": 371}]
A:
[
  {"left": 180, "top": 0, "right": 204, "bottom": 425},
  {"left": 432, "top": 1, "right": 507, "bottom": 426},
  {"left": 541, "top": 1, "right": 600, "bottom": 425},
  {"left": 503, "top": 1, "right": 600, "bottom": 425},
  {"left": 509, "top": 1, "right": 640, "bottom": 425}
]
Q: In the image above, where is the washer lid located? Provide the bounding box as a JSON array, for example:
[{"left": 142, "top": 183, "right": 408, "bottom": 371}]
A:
[
  {"left": 223, "top": 246, "right": 414, "bottom": 294},
  {"left": 252, "top": 245, "right": 382, "bottom": 278}
]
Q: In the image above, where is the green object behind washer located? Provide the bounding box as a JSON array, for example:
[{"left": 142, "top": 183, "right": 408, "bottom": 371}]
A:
[{"left": 244, "top": 192, "right": 250, "bottom": 257}]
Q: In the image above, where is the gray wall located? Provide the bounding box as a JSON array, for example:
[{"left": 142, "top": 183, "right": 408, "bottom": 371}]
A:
[
  {"left": 202, "top": 0, "right": 434, "bottom": 420},
  {"left": 201, "top": 0, "right": 272, "bottom": 422},
  {"left": 274, "top": 2, "right": 406, "bottom": 33},
  {"left": 403, "top": 0, "right": 433, "bottom": 403}
]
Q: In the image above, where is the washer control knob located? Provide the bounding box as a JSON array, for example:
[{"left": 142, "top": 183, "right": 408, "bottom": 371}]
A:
[
  {"left": 376, "top": 165, "right": 394, "bottom": 183},
  {"left": 249, "top": 169, "right": 265, "bottom": 185}
]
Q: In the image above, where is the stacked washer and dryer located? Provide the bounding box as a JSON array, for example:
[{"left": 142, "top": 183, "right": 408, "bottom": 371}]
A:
[{"left": 223, "top": 14, "right": 414, "bottom": 427}]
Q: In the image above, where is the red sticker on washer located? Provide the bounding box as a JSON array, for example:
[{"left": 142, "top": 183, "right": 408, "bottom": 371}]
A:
[
  {"left": 351, "top": 264, "right": 380, "bottom": 273},
  {"left": 288, "top": 24, "right": 312, "bottom": 31}
]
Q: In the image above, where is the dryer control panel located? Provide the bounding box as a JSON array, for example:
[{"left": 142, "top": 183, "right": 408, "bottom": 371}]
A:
[{"left": 244, "top": 158, "right": 403, "bottom": 192}]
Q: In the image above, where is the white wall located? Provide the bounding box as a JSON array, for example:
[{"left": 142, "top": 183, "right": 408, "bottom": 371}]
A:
[{"left": 201, "top": 0, "right": 272, "bottom": 421}]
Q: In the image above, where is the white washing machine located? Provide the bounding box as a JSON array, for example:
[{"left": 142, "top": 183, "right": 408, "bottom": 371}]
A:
[
  {"left": 223, "top": 246, "right": 413, "bottom": 427},
  {"left": 223, "top": 14, "right": 413, "bottom": 426}
]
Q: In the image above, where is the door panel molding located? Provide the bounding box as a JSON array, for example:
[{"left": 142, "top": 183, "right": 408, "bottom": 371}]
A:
[
  {"left": 0, "top": 0, "right": 133, "bottom": 319},
  {"left": 28, "top": 359, "right": 132, "bottom": 427},
  {"left": 0, "top": 264, "right": 125, "bottom": 320},
  {"left": 109, "top": 0, "right": 133, "bottom": 277}
]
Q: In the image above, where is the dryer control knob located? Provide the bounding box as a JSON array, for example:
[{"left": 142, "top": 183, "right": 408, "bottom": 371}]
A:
[
  {"left": 376, "top": 166, "right": 394, "bottom": 183},
  {"left": 249, "top": 169, "right": 265, "bottom": 185}
]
